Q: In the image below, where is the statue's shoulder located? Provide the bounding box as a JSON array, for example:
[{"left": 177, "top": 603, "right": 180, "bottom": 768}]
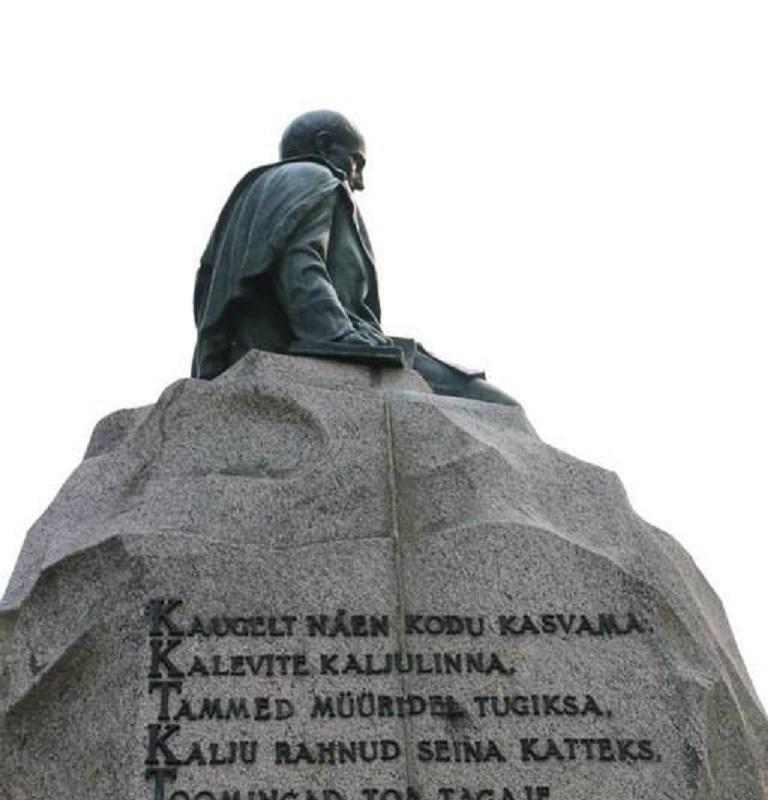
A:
[{"left": 262, "top": 159, "right": 344, "bottom": 193}]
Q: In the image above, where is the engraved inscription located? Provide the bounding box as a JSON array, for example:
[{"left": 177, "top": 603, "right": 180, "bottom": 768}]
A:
[{"left": 143, "top": 599, "right": 659, "bottom": 800}]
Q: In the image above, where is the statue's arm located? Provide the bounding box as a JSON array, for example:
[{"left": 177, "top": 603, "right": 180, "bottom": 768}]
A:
[{"left": 272, "top": 194, "right": 374, "bottom": 344}]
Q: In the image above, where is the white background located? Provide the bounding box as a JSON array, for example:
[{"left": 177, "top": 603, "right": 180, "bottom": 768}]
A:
[{"left": 1, "top": 2, "right": 766, "bottom": 703}]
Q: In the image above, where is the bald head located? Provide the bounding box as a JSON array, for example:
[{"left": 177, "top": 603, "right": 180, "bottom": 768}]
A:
[
  {"left": 280, "top": 110, "right": 363, "bottom": 158},
  {"left": 279, "top": 110, "right": 367, "bottom": 191}
]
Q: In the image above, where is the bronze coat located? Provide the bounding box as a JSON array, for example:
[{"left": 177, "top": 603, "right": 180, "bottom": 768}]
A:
[{"left": 192, "top": 157, "right": 382, "bottom": 378}]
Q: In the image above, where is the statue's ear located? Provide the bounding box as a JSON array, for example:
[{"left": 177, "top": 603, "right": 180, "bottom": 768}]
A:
[{"left": 314, "top": 130, "right": 333, "bottom": 154}]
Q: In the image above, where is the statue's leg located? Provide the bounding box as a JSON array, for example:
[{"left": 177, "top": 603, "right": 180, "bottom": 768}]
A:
[
  {"left": 446, "top": 375, "right": 521, "bottom": 407},
  {"left": 411, "top": 348, "right": 520, "bottom": 408}
]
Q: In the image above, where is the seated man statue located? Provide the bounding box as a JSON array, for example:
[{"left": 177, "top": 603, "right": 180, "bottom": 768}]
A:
[{"left": 192, "top": 110, "right": 518, "bottom": 406}]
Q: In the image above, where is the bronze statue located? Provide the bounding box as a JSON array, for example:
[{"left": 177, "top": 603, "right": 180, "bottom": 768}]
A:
[{"left": 192, "top": 110, "right": 518, "bottom": 406}]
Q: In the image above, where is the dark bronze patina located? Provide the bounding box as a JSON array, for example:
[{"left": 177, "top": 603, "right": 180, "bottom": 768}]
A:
[{"left": 192, "top": 110, "right": 518, "bottom": 406}]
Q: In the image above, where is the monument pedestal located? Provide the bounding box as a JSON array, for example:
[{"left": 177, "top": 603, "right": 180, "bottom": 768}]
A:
[{"left": 1, "top": 351, "right": 766, "bottom": 799}]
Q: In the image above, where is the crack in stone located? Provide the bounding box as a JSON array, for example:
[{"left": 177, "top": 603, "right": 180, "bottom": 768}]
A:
[{"left": 384, "top": 398, "right": 418, "bottom": 795}]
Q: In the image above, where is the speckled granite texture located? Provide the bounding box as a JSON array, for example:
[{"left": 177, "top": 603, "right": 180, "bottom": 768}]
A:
[{"left": 1, "top": 350, "right": 766, "bottom": 799}]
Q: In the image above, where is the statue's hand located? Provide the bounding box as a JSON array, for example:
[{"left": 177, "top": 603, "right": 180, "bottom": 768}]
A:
[
  {"left": 334, "top": 328, "right": 390, "bottom": 347},
  {"left": 351, "top": 321, "right": 393, "bottom": 347}
]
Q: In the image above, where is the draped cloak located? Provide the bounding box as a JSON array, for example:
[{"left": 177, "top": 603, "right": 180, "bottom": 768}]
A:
[{"left": 193, "top": 156, "right": 388, "bottom": 377}]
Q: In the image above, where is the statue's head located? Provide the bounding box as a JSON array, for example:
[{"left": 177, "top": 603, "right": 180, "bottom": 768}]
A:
[{"left": 280, "top": 110, "right": 366, "bottom": 191}]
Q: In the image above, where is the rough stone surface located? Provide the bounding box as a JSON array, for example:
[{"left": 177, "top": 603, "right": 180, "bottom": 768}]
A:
[{"left": 1, "top": 350, "right": 766, "bottom": 800}]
